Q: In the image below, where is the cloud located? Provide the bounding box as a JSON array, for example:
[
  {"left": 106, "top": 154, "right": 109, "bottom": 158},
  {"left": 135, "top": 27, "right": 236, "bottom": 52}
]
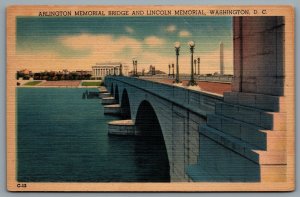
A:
[
  {"left": 14, "top": 46, "right": 233, "bottom": 75},
  {"left": 32, "top": 33, "right": 143, "bottom": 71},
  {"left": 58, "top": 34, "right": 111, "bottom": 50},
  {"left": 165, "top": 25, "right": 176, "bottom": 33},
  {"left": 144, "top": 36, "right": 166, "bottom": 46},
  {"left": 179, "top": 30, "right": 191, "bottom": 37},
  {"left": 58, "top": 33, "right": 142, "bottom": 55},
  {"left": 125, "top": 26, "right": 134, "bottom": 34},
  {"left": 17, "top": 33, "right": 233, "bottom": 75}
]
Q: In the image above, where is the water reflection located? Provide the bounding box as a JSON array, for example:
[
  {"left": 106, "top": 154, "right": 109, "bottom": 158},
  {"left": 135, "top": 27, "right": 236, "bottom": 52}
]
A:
[{"left": 133, "top": 135, "right": 170, "bottom": 182}]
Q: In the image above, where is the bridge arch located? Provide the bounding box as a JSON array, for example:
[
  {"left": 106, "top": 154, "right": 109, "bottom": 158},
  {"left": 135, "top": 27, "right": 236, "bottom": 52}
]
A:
[
  {"left": 120, "top": 89, "right": 131, "bottom": 119},
  {"left": 135, "top": 100, "right": 170, "bottom": 181},
  {"left": 114, "top": 85, "right": 119, "bottom": 103}
]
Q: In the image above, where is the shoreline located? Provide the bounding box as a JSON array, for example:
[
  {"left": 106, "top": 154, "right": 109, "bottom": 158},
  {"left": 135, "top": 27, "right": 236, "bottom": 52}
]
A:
[
  {"left": 18, "top": 86, "right": 101, "bottom": 88},
  {"left": 18, "top": 80, "right": 102, "bottom": 88}
]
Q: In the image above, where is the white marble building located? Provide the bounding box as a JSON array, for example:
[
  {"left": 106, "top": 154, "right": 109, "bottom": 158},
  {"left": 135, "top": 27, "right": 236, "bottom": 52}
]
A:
[{"left": 92, "top": 62, "right": 128, "bottom": 79}]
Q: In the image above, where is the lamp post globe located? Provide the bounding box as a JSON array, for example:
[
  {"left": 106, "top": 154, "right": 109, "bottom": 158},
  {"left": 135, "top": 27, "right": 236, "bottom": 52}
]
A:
[{"left": 188, "top": 40, "right": 195, "bottom": 48}]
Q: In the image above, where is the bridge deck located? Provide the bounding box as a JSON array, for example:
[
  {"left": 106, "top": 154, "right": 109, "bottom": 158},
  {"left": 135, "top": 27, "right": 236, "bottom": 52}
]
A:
[{"left": 142, "top": 78, "right": 231, "bottom": 95}]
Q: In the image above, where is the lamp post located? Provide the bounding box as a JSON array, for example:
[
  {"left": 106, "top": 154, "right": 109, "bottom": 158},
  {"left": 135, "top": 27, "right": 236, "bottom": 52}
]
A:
[
  {"left": 135, "top": 60, "right": 138, "bottom": 76},
  {"left": 188, "top": 41, "right": 197, "bottom": 86},
  {"left": 194, "top": 59, "right": 197, "bottom": 75},
  {"left": 132, "top": 58, "right": 135, "bottom": 76},
  {"left": 172, "top": 63, "right": 175, "bottom": 78},
  {"left": 132, "top": 58, "right": 137, "bottom": 76},
  {"left": 197, "top": 57, "right": 200, "bottom": 75},
  {"left": 174, "top": 42, "right": 181, "bottom": 83},
  {"left": 168, "top": 64, "right": 171, "bottom": 76},
  {"left": 120, "top": 64, "right": 123, "bottom": 76}
]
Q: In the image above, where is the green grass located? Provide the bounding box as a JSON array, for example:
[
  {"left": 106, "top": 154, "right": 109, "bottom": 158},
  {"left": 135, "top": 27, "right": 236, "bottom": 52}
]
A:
[
  {"left": 23, "top": 81, "right": 42, "bottom": 86},
  {"left": 81, "top": 81, "right": 102, "bottom": 86}
]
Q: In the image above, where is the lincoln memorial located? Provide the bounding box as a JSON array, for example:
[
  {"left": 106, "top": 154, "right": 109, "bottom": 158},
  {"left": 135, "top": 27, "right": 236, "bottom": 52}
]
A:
[{"left": 92, "top": 62, "right": 127, "bottom": 79}]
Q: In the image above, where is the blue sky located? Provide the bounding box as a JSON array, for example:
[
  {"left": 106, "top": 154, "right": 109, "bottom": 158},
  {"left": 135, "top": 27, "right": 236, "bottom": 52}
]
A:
[{"left": 16, "top": 16, "right": 233, "bottom": 74}]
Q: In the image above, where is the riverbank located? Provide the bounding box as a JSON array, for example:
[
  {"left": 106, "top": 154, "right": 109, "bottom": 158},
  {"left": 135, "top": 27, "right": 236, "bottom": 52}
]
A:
[
  {"left": 19, "top": 80, "right": 102, "bottom": 88},
  {"left": 19, "top": 86, "right": 100, "bottom": 88}
]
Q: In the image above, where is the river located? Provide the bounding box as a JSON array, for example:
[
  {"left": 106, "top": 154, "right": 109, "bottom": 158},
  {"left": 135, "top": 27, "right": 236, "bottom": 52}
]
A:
[{"left": 17, "top": 88, "right": 170, "bottom": 182}]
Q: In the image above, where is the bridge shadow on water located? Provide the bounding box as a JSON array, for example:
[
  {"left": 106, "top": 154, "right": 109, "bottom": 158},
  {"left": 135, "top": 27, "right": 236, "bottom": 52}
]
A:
[
  {"left": 134, "top": 100, "right": 170, "bottom": 182},
  {"left": 106, "top": 99, "right": 170, "bottom": 182},
  {"left": 106, "top": 133, "right": 170, "bottom": 182}
]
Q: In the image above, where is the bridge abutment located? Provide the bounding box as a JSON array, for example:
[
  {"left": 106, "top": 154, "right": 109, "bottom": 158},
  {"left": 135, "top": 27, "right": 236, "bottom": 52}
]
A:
[{"left": 187, "top": 16, "right": 287, "bottom": 182}]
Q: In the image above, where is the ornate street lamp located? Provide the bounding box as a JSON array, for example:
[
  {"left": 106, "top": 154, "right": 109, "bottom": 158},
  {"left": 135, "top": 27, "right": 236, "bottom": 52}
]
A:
[
  {"left": 194, "top": 59, "right": 197, "bottom": 75},
  {"left": 197, "top": 57, "right": 200, "bottom": 75},
  {"left": 135, "top": 60, "right": 138, "bottom": 76},
  {"left": 188, "top": 41, "right": 197, "bottom": 86},
  {"left": 172, "top": 63, "right": 175, "bottom": 78},
  {"left": 132, "top": 58, "right": 135, "bottom": 76},
  {"left": 174, "top": 42, "right": 181, "bottom": 83}
]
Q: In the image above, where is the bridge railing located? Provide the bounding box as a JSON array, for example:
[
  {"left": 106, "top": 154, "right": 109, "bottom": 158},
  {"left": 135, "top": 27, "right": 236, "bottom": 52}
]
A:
[
  {"left": 105, "top": 76, "right": 224, "bottom": 117},
  {"left": 140, "top": 75, "right": 233, "bottom": 83}
]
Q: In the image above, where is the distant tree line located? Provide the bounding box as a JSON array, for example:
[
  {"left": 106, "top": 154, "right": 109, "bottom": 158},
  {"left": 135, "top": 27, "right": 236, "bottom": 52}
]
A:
[{"left": 16, "top": 70, "right": 93, "bottom": 81}]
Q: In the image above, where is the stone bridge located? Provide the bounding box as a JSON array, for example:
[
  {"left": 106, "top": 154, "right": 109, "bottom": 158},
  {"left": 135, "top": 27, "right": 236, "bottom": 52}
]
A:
[
  {"left": 101, "top": 16, "right": 290, "bottom": 183},
  {"left": 105, "top": 76, "right": 222, "bottom": 181}
]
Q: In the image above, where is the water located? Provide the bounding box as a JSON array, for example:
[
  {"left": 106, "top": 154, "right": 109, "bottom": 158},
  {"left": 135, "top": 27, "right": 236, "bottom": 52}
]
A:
[{"left": 17, "top": 88, "right": 170, "bottom": 182}]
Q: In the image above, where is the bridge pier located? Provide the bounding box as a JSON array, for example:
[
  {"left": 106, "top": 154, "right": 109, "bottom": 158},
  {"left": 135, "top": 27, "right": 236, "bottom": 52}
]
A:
[
  {"left": 102, "top": 97, "right": 117, "bottom": 105},
  {"left": 99, "top": 92, "right": 111, "bottom": 99},
  {"left": 169, "top": 105, "right": 207, "bottom": 182},
  {"left": 108, "top": 120, "right": 136, "bottom": 135},
  {"left": 98, "top": 86, "right": 108, "bottom": 93},
  {"left": 104, "top": 104, "right": 121, "bottom": 115}
]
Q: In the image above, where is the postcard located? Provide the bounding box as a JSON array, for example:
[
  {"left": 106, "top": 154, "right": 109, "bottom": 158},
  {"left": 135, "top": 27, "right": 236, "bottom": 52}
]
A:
[{"left": 6, "top": 5, "right": 295, "bottom": 192}]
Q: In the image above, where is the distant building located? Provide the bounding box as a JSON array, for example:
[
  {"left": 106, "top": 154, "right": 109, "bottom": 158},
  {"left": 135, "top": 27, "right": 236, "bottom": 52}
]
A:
[
  {"left": 75, "top": 70, "right": 92, "bottom": 75},
  {"left": 92, "top": 62, "right": 127, "bottom": 79},
  {"left": 145, "top": 65, "right": 166, "bottom": 76}
]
